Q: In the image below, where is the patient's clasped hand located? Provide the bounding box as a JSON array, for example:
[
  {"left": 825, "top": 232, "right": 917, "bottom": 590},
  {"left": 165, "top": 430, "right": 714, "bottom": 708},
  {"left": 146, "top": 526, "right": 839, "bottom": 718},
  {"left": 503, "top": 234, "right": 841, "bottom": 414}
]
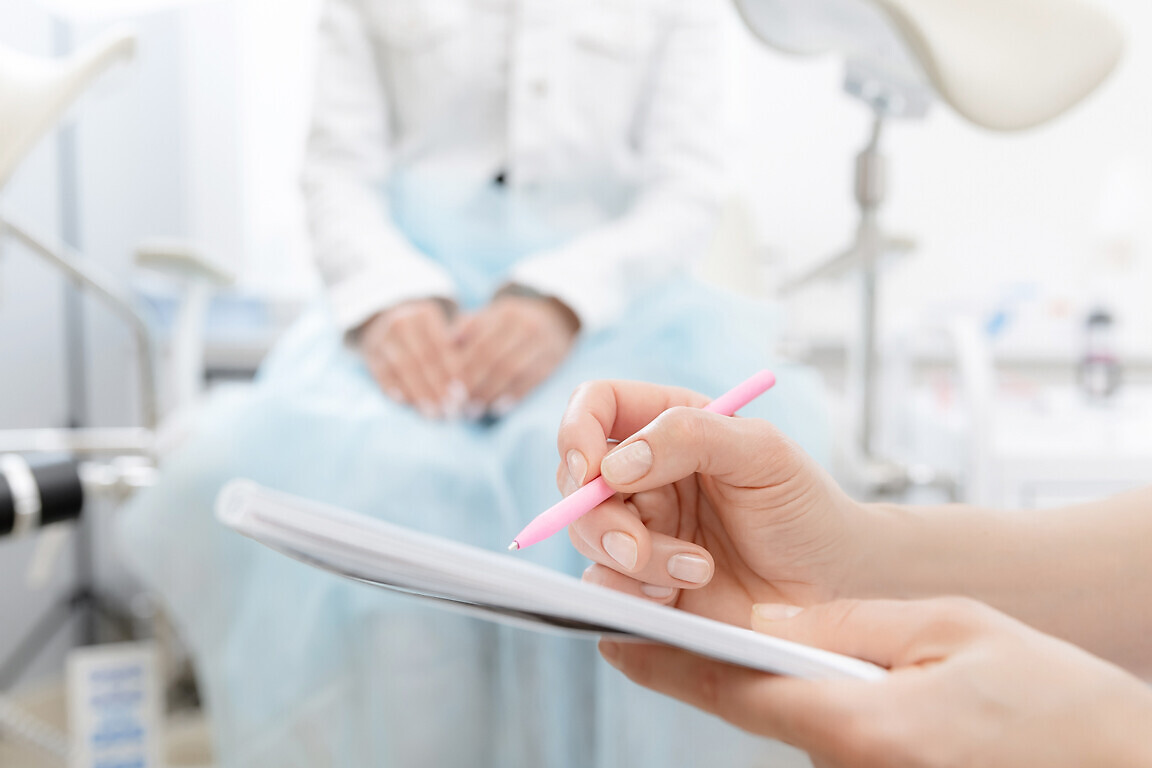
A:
[
  {"left": 560, "top": 379, "right": 1152, "bottom": 767},
  {"left": 358, "top": 290, "right": 579, "bottom": 420}
]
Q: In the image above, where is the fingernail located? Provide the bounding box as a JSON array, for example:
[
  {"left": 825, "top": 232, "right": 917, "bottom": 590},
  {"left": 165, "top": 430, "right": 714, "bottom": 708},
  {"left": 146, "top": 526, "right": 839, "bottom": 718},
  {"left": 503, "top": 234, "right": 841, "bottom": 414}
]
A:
[
  {"left": 667, "top": 554, "right": 711, "bottom": 584},
  {"left": 753, "top": 603, "right": 803, "bottom": 621},
  {"left": 491, "top": 395, "right": 517, "bottom": 417},
  {"left": 442, "top": 381, "right": 467, "bottom": 419},
  {"left": 600, "top": 640, "right": 621, "bottom": 665},
  {"left": 463, "top": 401, "right": 485, "bottom": 421},
  {"left": 640, "top": 584, "right": 675, "bottom": 600},
  {"left": 447, "top": 379, "right": 468, "bottom": 403},
  {"left": 416, "top": 400, "right": 439, "bottom": 419},
  {"left": 386, "top": 388, "right": 405, "bottom": 403},
  {"left": 601, "top": 531, "right": 638, "bottom": 571},
  {"left": 566, "top": 449, "right": 587, "bottom": 486},
  {"left": 601, "top": 440, "right": 653, "bottom": 484},
  {"left": 441, "top": 397, "right": 462, "bottom": 420},
  {"left": 560, "top": 471, "right": 578, "bottom": 496}
]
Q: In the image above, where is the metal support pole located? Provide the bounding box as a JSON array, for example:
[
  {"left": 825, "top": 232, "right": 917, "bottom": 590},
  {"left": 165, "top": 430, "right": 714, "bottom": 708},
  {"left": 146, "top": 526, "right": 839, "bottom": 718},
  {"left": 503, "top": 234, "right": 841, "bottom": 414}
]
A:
[{"left": 852, "top": 112, "right": 886, "bottom": 460}]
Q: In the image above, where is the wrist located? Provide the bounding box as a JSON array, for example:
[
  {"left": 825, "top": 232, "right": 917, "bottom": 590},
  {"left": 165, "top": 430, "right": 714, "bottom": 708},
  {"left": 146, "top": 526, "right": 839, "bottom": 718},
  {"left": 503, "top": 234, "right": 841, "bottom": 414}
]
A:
[
  {"left": 353, "top": 297, "right": 457, "bottom": 345},
  {"left": 495, "top": 283, "right": 580, "bottom": 335},
  {"left": 837, "top": 502, "right": 924, "bottom": 600}
]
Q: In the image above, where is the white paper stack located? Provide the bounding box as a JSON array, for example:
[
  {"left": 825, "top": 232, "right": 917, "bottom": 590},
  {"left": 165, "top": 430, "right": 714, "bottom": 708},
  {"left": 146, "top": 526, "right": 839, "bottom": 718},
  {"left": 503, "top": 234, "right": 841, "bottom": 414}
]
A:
[{"left": 216, "top": 480, "right": 886, "bottom": 681}]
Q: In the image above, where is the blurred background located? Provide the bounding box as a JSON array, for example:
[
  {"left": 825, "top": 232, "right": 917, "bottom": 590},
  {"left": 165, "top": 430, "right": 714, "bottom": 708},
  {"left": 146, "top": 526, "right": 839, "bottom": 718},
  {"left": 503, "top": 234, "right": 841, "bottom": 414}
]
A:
[{"left": 1, "top": 0, "right": 1150, "bottom": 764}]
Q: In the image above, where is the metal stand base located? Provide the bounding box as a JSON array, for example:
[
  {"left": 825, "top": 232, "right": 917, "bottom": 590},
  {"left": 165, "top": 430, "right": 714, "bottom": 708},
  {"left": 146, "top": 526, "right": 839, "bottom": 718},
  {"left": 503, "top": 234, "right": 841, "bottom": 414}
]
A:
[{"left": 0, "top": 587, "right": 135, "bottom": 691}]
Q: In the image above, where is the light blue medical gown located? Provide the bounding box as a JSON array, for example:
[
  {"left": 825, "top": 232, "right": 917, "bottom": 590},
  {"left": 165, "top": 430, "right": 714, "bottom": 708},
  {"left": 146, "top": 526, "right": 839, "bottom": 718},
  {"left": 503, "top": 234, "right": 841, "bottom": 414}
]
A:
[{"left": 118, "top": 180, "right": 827, "bottom": 767}]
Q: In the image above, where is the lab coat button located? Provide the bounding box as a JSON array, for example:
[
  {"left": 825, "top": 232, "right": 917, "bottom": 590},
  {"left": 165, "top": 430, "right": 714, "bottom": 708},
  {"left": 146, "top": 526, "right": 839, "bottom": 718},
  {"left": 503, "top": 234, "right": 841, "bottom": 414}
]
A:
[{"left": 530, "top": 79, "right": 549, "bottom": 98}]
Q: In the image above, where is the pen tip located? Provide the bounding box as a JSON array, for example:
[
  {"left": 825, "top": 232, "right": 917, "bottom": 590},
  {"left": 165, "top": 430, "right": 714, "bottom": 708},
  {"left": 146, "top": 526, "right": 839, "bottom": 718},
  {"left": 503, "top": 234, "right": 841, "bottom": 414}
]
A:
[{"left": 507, "top": 541, "right": 520, "bottom": 551}]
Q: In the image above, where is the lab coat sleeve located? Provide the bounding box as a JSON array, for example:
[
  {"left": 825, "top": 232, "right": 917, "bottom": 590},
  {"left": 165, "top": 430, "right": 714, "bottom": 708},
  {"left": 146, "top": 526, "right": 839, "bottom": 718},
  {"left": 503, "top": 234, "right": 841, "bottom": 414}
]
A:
[
  {"left": 507, "top": 0, "right": 728, "bottom": 334},
  {"left": 302, "top": 0, "right": 456, "bottom": 333}
]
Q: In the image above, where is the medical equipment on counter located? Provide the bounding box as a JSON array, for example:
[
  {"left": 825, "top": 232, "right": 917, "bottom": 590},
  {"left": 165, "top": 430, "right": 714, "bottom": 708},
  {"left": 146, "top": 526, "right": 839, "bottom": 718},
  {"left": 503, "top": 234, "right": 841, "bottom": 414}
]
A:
[
  {"left": 1078, "top": 307, "right": 1122, "bottom": 401},
  {"left": 732, "top": 0, "right": 1123, "bottom": 499}
]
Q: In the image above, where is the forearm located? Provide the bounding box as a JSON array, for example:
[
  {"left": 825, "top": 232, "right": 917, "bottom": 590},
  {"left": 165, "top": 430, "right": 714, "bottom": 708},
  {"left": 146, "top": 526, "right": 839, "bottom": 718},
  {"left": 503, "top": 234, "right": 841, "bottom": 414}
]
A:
[{"left": 851, "top": 488, "right": 1152, "bottom": 675}]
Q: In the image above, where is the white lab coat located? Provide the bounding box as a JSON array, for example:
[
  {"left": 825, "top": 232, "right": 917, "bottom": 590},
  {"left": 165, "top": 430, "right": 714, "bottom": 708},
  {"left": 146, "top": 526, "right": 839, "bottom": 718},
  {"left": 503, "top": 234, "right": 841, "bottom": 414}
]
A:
[{"left": 302, "top": 0, "right": 727, "bottom": 334}]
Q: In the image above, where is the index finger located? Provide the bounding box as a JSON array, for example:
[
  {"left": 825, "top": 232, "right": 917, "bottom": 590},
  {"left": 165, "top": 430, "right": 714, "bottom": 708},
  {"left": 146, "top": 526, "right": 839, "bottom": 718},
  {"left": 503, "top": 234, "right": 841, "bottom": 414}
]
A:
[{"left": 558, "top": 380, "right": 710, "bottom": 485}]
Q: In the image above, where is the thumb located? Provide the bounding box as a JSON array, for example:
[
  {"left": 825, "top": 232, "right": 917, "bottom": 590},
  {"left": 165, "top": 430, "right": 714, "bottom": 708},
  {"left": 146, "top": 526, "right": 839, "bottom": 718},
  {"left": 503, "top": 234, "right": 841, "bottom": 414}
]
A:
[
  {"left": 599, "top": 407, "right": 816, "bottom": 493},
  {"left": 750, "top": 597, "right": 1000, "bottom": 670}
]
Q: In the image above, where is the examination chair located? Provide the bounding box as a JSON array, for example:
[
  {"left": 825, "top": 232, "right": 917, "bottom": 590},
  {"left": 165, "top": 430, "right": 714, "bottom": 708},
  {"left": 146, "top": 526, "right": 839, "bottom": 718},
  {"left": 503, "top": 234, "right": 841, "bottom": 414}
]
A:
[
  {"left": 0, "top": 29, "right": 227, "bottom": 763},
  {"left": 733, "top": 0, "right": 1123, "bottom": 499}
]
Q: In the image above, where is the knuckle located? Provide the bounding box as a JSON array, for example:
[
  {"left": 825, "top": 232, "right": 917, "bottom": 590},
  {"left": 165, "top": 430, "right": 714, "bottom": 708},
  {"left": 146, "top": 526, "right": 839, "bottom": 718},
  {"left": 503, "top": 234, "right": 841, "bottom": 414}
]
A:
[
  {"left": 566, "top": 381, "right": 601, "bottom": 413},
  {"left": 926, "top": 596, "right": 989, "bottom": 630},
  {"left": 470, "top": 338, "right": 494, "bottom": 360},
  {"left": 368, "top": 359, "right": 390, "bottom": 379},
  {"left": 380, "top": 343, "right": 405, "bottom": 367},
  {"left": 656, "top": 406, "right": 705, "bottom": 446},
  {"left": 413, "top": 345, "right": 437, "bottom": 367},
  {"left": 568, "top": 529, "right": 599, "bottom": 562},
  {"left": 616, "top": 647, "right": 652, "bottom": 687},
  {"left": 695, "top": 662, "right": 724, "bottom": 715},
  {"left": 744, "top": 417, "right": 801, "bottom": 463},
  {"left": 902, "top": 597, "right": 998, "bottom": 652},
  {"left": 824, "top": 600, "right": 866, "bottom": 645}
]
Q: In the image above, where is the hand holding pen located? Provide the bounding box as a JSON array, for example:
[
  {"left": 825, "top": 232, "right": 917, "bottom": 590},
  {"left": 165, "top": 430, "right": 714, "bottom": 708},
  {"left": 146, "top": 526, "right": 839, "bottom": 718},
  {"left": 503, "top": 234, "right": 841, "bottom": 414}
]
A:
[
  {"left": 542, "top": 375, "right": 1152, "bottom": 768},
  {"left": 537, "top": 371, "right": 864, "bottom": 621},
  {"left": 510, "top": 370, "right": 778, "bottom": 551}
]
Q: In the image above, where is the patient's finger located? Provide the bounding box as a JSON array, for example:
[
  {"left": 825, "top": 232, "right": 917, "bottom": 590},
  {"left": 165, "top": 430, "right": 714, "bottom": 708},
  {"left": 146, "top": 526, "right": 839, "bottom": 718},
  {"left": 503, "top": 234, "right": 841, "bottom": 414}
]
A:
[
  {"left": 392, "top": 333, "right": 446, "bottom": 418},
  {"left": 381, "top": 340, "right": 428, "bottom": 412},
  {"left": 558, "top": 381, "right": 709, "bottom": 485},
  {"left": 469, "top": 331, "right": 530, "bottom": 407},
  {"left": 501, "top": 346, "right": 555, "bottom": 406},
  {"left": 456, "top": 314, "right": 512, "bottom": 397},
  {"left": 582, "top": 563, "right": 680, "bottom": 604},
  {"left": 367, "top": 355, "right": 406, "bottom": 404},
  {"left": 412, "top": 315, "right": 458, "bottom": 402},
  {"left": 398, "top": 320, "right": 452, "bottom": 411}
]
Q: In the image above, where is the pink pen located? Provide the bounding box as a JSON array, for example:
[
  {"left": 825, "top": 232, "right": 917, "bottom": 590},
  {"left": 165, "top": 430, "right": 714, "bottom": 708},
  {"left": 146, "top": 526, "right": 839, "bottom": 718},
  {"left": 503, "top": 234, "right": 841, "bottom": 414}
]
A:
[{"left": 508, "top": 370, "right": 777, "bottom": 551}]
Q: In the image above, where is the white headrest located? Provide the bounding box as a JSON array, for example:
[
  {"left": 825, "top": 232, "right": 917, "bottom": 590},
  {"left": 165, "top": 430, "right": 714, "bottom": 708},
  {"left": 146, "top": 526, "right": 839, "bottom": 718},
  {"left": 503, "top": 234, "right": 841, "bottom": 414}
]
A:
[
  {"left": 734, "top": 0, "right": 1123, "bottom": 131},
  {"left": 0, "top": 29, "right": 135, "bottom": 189}
]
